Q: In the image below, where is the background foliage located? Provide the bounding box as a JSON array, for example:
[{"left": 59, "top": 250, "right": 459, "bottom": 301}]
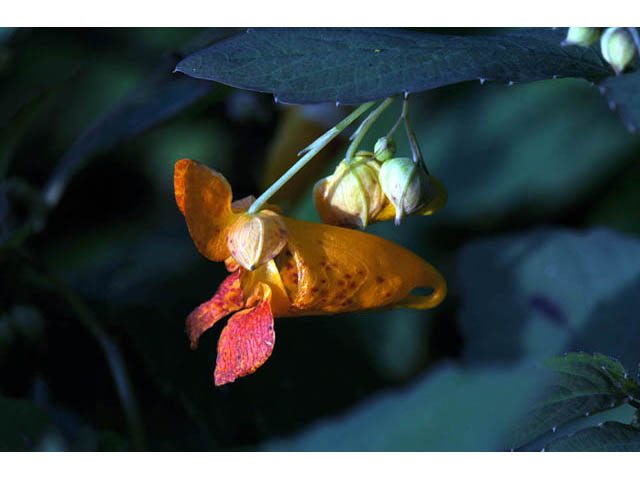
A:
[{"left": 1, "top": 27, "right": 640, "bottom": 451}]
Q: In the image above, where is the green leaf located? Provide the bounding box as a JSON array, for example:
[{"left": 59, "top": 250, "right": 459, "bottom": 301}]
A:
[
  {"left": 599, "top": 70, "right": 640, "bottom": 134},
  {"left": 264, "top": 363, "right": 544, "bottom": 451},
  {"left": 545, "top": 422, "right": 640, "bottom": 451},
  {"left": 175, "top": 28, "right": 610, "bottom": 105},
  {"left": 458, "top": 228, "right": 640, "bottom": 373},
  {"left": 43, "top": 70, "right": 213, "bottom": 207},
  {"left": 510, "top": 353, "right": 635, "bottom": 449},
  {"left": 0, "top": 396, "right": 53, "bottom": 451}
]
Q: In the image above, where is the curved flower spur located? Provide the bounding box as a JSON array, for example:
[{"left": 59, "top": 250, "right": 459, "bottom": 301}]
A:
[{"left": 175, "top": 159, "right": 446, "bottom": 386}]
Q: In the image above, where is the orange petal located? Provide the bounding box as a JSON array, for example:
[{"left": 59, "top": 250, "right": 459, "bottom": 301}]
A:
[
  {"left": 241, "top": 260, "right": 291, "bottom": 316},
  {"left": 214, "top": 284, "right": 275, "bottom": 386},
  {"left": 278, "top": 217, "right": 446, "bottom": 314},
  {"left": 174, "top": 159, "right": 189, "bottom": 215},
  {"left": 175, "top": 159, "right": 235, "bottom": 262},
  {"left": 186, "top": 270, "right": 244, "bottom": 349}
]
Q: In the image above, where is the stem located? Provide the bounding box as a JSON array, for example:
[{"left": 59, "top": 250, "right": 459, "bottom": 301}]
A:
[
  {"left": 17, "top": 250, "right": 148, "bottom": 451},
  {"left": 345, "top": 97, "right": 395, "bottom": 164},
  {"left": 248, "top": 101, "right": 375, "bottom": 214},
  {"left": 627, "top": 28, "right": 640, "bottom": 55},
  {"left": 402, "top": 96, "right": 428, "bottom": 174},
  {"left": 54, "top": 278, "right": 148, "bottom": 451},
  {"left": 385, "top": 108, "right": 404, "bottom": 140}
]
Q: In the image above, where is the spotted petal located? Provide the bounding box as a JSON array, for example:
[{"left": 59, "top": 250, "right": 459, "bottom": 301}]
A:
[
  {"left": 276, "top": 217, "right": 446, "bottom": 315},
  {"left": 214, "top": 284, "right": 275, "bottom": 386},
  {"left": 186, "top": 270, "right": 244, "bottom": 349}
]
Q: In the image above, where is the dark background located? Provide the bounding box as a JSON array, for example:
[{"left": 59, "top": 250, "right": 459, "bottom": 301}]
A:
[{"left": 1, "top": 27, "right": 639, "bottom": 451}]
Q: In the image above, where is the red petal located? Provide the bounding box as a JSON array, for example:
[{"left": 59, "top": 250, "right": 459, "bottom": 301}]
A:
[
  {"left": 186, "top": 270, "right": 244, "bottom": 349},
  {"left": 214, "top": 290, "right": 275, "bottom": 386}
]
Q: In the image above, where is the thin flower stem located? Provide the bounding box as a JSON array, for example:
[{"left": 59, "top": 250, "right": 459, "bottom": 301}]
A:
[
  {"left": 15, "top": 251, "right": 147, "bottom": 451},
  {"left": 627, "top": 27, "right": 640, "bottom": 54},
  {"left": 345, "top": 97, "right": 396, "bottom": 164},
  {"left": 248, "top": 101, "right": 375, "bottom": 214},
  {"left": 55, "top": 279, "right": 147, "bottom": 450},
  {"left": 385, "top": 107, "right": 404, "bottom": 140},
  {"left": 402, "top": 96, "right": 428, "bottom": 174}
]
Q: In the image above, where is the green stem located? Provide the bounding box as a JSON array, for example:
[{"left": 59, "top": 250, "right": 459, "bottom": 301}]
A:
[
  {"left": 15, "top": 250, "right": 147, "bottom": 451},
  {"left": 248, "top": 101, "right": 375, "bottom": 214},
  {"left": 345, "top": 97, "right": 395, "bottom": 164},
  {"left": 385, "top": 108, "right": 404, "bottom": 140},
  {"left": 53, "top": 277, "right": 147, "bottom": 451},
  {"left": 627, "top": 28, "right": 640, "bottom": 55},
  {"left": 402, "top": 96, "right": 428, "bottom": 174}
]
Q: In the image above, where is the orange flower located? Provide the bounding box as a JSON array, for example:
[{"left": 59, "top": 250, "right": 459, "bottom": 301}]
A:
[{"left": 175, "top": 159, "right": 446, "bottom": 386}]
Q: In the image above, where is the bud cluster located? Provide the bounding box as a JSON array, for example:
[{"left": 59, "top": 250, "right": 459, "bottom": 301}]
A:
[
  {"left": 314, "top": 137, "right": 444, "bottom": 229},
  {"left": 563, "top": 27, "right": 638, "bottom": 75}
]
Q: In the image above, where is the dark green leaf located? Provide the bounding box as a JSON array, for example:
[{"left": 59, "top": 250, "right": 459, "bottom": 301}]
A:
[
  {"left": 264, "top": 363, "right": 543, "bottom": 451},
  {"left": 175, "top": 28, "right": 610, "bottom": 104},
  {"left": 600, "top": 70, "right": 640, "bottom": 134},
  {"left": 0, "top": 396, "right": 53, "bottom": 451},
  {"left": 458, "top": 228, "right": 640, "bottom": 373},
  {"left": 545, "top": 422, "right": 640, "bottom": 451},
  {"left": 510, "top": 353, "right": 634, "bottom": 449},
  {"left": 43, "top": 71, "right": 213, "bottom": 207}
]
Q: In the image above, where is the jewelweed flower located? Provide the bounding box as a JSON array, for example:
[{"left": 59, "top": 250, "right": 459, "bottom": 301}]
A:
[{"left": 175, "top": 159, "right": 446, "bottom": 386}]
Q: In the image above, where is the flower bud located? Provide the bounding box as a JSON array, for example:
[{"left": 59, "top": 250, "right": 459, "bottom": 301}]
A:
[
  {"left": 373, "top": 137, "right": 396, "bottom": 162},
  {"left": 226, "top": 210, "right": 288, "bottom": 271},
  {"left": 379, "top": 157, "right": 435, "bottom": 225},
  {"left": 313, "top": 152, "right": 386, "bottom": 229},
  {"left": 562, "top": 27, "right": 600, "bottom": 47},
  {"left": 600, "top": 27, "right": 637, "bottom": 75}
]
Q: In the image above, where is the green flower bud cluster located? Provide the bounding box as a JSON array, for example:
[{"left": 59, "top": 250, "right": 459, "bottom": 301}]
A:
[
  {"left": 562, "top": 27, "right": 638, "bottom": 75},
  {"left": 314, "top": 136, "right": 442, "bottom": 228}
]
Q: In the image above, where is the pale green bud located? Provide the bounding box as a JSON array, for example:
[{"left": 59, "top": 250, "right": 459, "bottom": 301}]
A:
[
  {"left": 562, "top": 27, "right": 600, "bottom": 47},
  {"left": 373, "top": 137, "right": 396, "bottom": 162},
  {"left": 379, "top": 157, "right": 435, "bottom": 225},
  {"left": 600, "top": 27, "right": 637, "bottom": 75}
]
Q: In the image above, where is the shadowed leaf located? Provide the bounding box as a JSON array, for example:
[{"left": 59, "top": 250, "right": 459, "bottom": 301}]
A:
[
  {"left": 509, "top": 353, "right": 635, "bottom": 449},
  {"left": 0, "top": 396, "right": 52, "bottom": 451},
  {"left": 545, "top": 422, "right": 640, "bottom": 451},
  {"left": 458, "top": 228, "right": 640, "bottom": 372},
  {"left": 176, "top": 28, "right": 610, "bottom": 104},
  {"left": 600, "top": 70, "right": 640, "bottom": 134},
  {"left": 264, "top": 363, "right": 543, "bottom": 451},
  {"left": 44, "top": 72, "right": 213, "bottom": 207}
]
